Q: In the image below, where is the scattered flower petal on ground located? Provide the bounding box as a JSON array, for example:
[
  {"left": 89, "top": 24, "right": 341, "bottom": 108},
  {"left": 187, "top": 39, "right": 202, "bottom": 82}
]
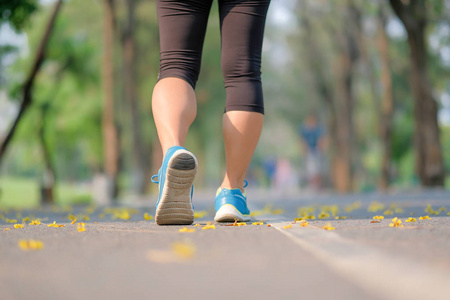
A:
[
  {"left": 335, "top": 216, "right": 347, "bottom": 220},
  {"left": 77, "top": 222, "right": 86, "bottom": 232},
  {"left": 300, "top": 221, "right": 309, "bottom": 227},
  {"left": 318, "top": 212, "right": 330, "bottom": 219},
  {"left": 179, "top": 227, "right": 196, "bottom": 233},
  {"left": 419, "top": 215, "right": 430, "bottom": 220},
  {"left": 18, "top": 239, "right": 44, "bottom": 251},
  {"left": 368, "top": 201, "right": 385, "bottom": 213},
  {"left": 283, "top": 224, "right": 292, "bottom": 229},
  {"left": 47, "top": 221, "right": 65, "bottom": 228},
  {"left": 70, "top": 218, "right": 77, "bottom": 225},
  {"left": 250, "top": 210, "right": 264, "bottom": 217},
  {"left": 144, "top": 213, "right": 153, "bottom": 221},
  {"left": 344, "top": 201, "right": 361, "bottom": 213},
  {"left": 322, "top": 223, "right": 335, "bottom": 230},
  {"left": 425, "top": 205, "right": 439, "bottom": 215},
  {"left": 14, "top": 224, "right": 24, "bottom": 229},
  {"left": 194, "top": 224, "right": 201, "bottom": 227},
  {"left": 202, "top": 224, "right": 216, "bottom": 230},
  {"left": 373, "top": 215, "right": 384, "bottom": 220},
  {"left": 252, "top": 221, "right": 263, "bottom": 225},
  {"left": 4, "top": 228, "right": 11, "bottom": 231},
  {"left": 194, "top": 211, "right": 208, "bottom": 219},
  {"left": 389, "top": 217, "right": 403, "bottom": 227},
  {"left": 171, "top": 241, "right": 196, "bottom": 260},
  {"left": 394, "top": 208, "right": 404, "bottom": 213},
  {"left": 405, "top": 217, "right": 416, "bottom": 223}
]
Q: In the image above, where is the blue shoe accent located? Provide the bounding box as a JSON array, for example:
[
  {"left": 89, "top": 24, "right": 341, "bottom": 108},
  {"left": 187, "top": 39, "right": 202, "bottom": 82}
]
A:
[
  {"left": 151, "top": 146, "right": 197, "bottom": 225},
  {"left": 214, "top": 182, "right": 250, "bottom": 222}
]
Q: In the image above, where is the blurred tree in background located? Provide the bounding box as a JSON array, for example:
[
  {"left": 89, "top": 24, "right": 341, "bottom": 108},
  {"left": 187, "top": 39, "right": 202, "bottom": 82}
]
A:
[{"left": 0, "top": 0, "right": 449, "bottom": 206}]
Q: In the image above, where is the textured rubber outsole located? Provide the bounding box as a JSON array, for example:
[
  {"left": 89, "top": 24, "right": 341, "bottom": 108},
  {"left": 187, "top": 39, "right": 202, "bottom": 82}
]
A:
[
  {"left": 214, "top": 204, "right": 250, "bottom": 222},
  {"left": 155, "top": 150, "right": 197, "bottom": 225}
]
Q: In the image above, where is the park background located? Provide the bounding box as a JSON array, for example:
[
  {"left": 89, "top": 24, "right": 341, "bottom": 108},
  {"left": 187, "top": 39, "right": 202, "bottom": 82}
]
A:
[{"left": 0, "top": 0, "right": 449, "bottom": 208}]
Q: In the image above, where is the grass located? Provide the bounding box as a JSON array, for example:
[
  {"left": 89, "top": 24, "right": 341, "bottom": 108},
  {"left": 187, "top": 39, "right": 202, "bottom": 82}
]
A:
[{"left": 0, "top": 176, "right": 92, "bottom": 209}]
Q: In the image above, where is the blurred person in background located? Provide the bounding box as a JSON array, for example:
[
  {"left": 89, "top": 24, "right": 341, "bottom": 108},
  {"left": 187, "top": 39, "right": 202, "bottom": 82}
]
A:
[
  {"left": 299, "top": 114, "right": 326, "bottom": 191},
  {"left": 151, "top": 0, "right": 271, "bottom": 225}
]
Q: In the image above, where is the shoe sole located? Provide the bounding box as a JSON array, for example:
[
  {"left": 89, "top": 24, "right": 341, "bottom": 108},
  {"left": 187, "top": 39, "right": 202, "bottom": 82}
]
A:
[
  {"left": 214, "top": 204, "right": 250, "bottom": 222},
  {"left": 155, "top": 149, "right": 197, "bottom": 225}
]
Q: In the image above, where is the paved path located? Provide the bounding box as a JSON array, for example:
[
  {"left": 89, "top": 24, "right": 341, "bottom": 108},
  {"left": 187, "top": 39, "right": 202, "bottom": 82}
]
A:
[{"left": 1, "top": 189, "right": 450, "bottom": 300}]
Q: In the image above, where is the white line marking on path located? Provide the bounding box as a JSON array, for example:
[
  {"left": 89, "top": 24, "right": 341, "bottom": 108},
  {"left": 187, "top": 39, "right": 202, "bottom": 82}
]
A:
[{"left": 270, "top": 221, "right": 450, "bottom": 300}]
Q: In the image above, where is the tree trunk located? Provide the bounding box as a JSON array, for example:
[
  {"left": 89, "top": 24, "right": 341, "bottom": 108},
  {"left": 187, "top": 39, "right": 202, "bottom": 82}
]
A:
[
  {"left": 376, "top": 5, "right": 394, "bottom": 190},
  {"left": 122, "top": 0, "right": 148, "bottom": 194},
  {"left": 102, "top": 0, "right": 120, "bottom": 200},
  {"left": 331, "top": 3, "right": 360, "bottom": 193},
  {"left": 38, "top": 104, "right": 55, "bottom": 204},
  {"left": 389, "top": 0, "right": 445, "bottom": 186},
  {"left": 0, "top": 0, "right": 63, "bottom": 169}
]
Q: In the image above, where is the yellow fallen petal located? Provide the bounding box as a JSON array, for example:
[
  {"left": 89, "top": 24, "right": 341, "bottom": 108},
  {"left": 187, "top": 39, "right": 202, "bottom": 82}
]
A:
[
  {"left": 18, "top": 239, "right": 44, "bottom": 250},
  {"left": 322, "top": 223, "right": 335, "bottom": 230},
  {"left": 373, "top": 215, "right": 384, "bottom": 220},
  {"left": 283, "top": 224, "right": 292, "bottom": 229},
  {"left": 202, "top": 224, "right": 216, "bottom": 230},
  {"left": 77, "top": 222, "right": 86, "bottom": 232},
  {"left": 318, "top": 212, "right": 330, "bottom": 219},
  {"left": 70, "top": 218, "right": 77, "bottom": 225},
  {"left": 179, "top": 227, "right": 196, "bottom": 233},
  {"left": 171, "top": 241, "right": 196, "bottom": 259},
  {"left": 367, "top": 201, "right": 384, "bottom": 213},
  {"left": 252, "top": 221, "right": 264, "bottom": 225},
  {"left": 335, "top": 216, "right": 347, "bottom": 220},
  {"left": 419, "top": 215, "right": 430, "bottom": 220},
  {"left": 300, "top": 221, "right": 309, "bottom": 227},
  {"left": 405, "top": 217, "right": 416, "bottom": 223},
  {"left": 4, "top": 228, "right": 12, "bottom": 231},
  {"left": 194, "top": 224, "right": 201, "bottom": 227},
  {"left": 250, "top": 210, "right": 264, "bottom": 217},
  {"left": 194, "top": 211, "right": 208, "bottom": 219},
  {"left": 13, "top": 224, "right": 24, "bottom": 229},
  {"left": 29, "top": 220, "right": 41, "bottom": 225},
  {"left": 47, "top": 221, "right": 65, "bottom": 228},
  {"left": 271, "top": 208, "right": 284, "bottom": 215},
  {"left": 144, "top": 213, "right": 153, "bottom": 221},
  {"left": 22, "top": 217, "right": 30, "bottom": 222},
  {"left": 67, "top": 214, "right": 76, "bottom": 221}
]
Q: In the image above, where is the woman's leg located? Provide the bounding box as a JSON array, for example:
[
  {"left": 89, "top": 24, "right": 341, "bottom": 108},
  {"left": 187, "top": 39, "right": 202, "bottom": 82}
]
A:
[
  {"left": 153, "top": 0, "right": 213, "bottom": 155},
  {"left": 219, "top": 0, "right": 271, "bottom": 190},
  {"left": 153, "top": 0, "right": 212, "bottom": 225},
  {"left": 221, "top": 111, "right": 264, "bottom": 191},
  {"left": 152, "top": 78, "right": 196, "bottom": 155}
]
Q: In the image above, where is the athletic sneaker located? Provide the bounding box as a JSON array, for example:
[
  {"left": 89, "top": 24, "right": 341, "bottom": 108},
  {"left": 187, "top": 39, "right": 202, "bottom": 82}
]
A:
[
  {"left": 214, "top": 182, "right": 250, "bottom": 222},
  {"left": 151, "top": 146, "right": 198, "bottom": 225}
]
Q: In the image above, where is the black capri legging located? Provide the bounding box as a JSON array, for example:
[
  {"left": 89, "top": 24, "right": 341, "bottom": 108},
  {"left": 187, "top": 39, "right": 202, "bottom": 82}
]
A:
[{"left": 157, "top": 0, "right": 270, "bottom": 114}]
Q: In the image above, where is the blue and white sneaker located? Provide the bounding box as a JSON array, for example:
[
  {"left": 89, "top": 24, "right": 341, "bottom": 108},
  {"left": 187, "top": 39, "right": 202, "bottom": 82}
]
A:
[
  {"left": 214, "top": 182, "right": 250, "bottom": 222},
  {"left": 151, "top": 146, "right": 198, "bottom": 225}
]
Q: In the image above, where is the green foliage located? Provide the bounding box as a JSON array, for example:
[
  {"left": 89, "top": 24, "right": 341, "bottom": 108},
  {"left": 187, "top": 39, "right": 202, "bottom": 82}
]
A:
[{"left": 0, "top": 0, "right": 38, "bottom": 31}]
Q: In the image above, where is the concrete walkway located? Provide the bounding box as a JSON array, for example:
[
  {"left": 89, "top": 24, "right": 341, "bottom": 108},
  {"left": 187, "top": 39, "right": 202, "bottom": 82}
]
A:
[{"left": 1, "top": 189, "right": 449, "bottom": 300}]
